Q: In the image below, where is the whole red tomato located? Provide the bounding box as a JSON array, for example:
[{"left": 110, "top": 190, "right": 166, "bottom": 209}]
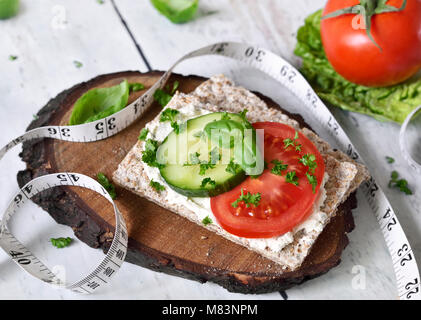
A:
[{"left": 321, "top": 0, "right": 421, "bottom": 87}]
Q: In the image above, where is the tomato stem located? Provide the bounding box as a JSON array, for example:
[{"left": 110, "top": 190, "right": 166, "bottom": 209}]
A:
[{"left": 321, "top": 0, "right": 407, "bottom": 51}]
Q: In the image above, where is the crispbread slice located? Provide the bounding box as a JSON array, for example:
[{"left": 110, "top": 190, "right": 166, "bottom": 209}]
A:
[{"left": 113, "top": 74, "right": 369, "bottom": 271}]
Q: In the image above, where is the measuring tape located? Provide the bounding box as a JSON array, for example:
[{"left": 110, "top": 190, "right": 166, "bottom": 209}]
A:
[
  {"left": 1, "top": 42, "right": 419, "bottom": 299},
  {"left": 400, "top": 104, "right": 421, "bottom": 175}
]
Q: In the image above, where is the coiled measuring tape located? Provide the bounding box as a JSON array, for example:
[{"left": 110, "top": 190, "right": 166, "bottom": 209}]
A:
[{"left": 1, "top": 42, "right": 419, "bottom": 299}]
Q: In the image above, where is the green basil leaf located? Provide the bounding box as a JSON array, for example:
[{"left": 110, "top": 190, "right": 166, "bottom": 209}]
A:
[
  {"left": 69, "top": 80, "right": 129, "bottom": 125},
  {"left": 150, "top": 0, "right": 199, "bottom": 24}
]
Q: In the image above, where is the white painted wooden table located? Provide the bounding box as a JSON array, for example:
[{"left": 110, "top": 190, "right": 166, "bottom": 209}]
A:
[{"left": 0, "top": 0, "right": 419, "bottom": 300}]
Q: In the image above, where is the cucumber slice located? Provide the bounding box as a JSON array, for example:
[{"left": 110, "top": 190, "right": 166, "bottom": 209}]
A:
[{"left": 156, "top": 112, "right": 248, "bottom": 197}]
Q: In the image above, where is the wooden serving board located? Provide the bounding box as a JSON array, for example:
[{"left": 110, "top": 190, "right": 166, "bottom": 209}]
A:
[{"left": 17, "top": 71, "right": 357, "bottom": 294}]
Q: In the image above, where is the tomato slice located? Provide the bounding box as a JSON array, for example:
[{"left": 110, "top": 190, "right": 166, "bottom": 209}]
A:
[{"left": 210, "top": 122, "right": 325, "bottom": 238}]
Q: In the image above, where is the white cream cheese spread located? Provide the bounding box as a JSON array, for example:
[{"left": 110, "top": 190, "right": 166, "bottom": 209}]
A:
[{"left": 142, "top": 101, "right": 329, "bottom": 254}]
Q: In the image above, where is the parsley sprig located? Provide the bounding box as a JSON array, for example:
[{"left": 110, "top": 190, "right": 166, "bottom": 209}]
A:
[
  {"left": 285, "top": 171, "right": 299, "bottom": 186},
  {"left": 231, "top": 189, "right": 261, "bottom": 208},
  {"left": 226, "top": 159, "right": 242, "bottom": 175},
  {"left": 160, "top": 108, "right": 184, "bottom": 134},
  {"left": 138, "top": 128, "right": 149, "bottom": 141},
  {"left": 299, "top": 153, "right": 318, "bottom": 193},
  {"left": 202, "top": 216, "right": 213, "bottom": 226},
  {"left": 129, "top": 82, "right": 145, "bottom": 92},
  {"left": 299, "top": 154, "right": 317, "bottom": 173},
  {"left": 185, "top": 149, "right": 221, "bottom": 175},
  {"left": 142, "top": 139, "right": 164, "bottom": 169},
  {"left": 283, "top": 131, "right": 302, "bottom": 151},
  {"left": 201, "top": 177, "right": 216, "bottom": 188},
  {"left": 199, "top": 163, "right": 215, "bottom": 175},
  {"left": 50, "top": 237, "right": 72, "bottom": 249},
  {"left": 270, "top": 159, "right": 288, "bottom": 176},
  {"left": 238, "top": 109, "right": 248, "bottom": 119},
  {"left": 153, "top": 81, "right": 179, "bottom": 107},
  {"left": 221, "top": 112, "right": 230, "bottom": 120},
  {"left": 150, "top": 180, "right": 165, "bottom": 192},
  {"left": 386, "top": 156, "right": 395, "bottom": 164},
  {"left": 306, "top": 173, "right": 317, "bottom": 193},
  {"left": 97, "top": 172, "right": 117, "bottom": 199}
]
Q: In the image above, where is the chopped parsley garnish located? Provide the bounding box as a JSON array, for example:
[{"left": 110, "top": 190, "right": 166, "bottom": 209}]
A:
[
  {"left": 97, "top": 172, "right": 117, "bottom": 199},
  {"left": 142, "top": 139, "right": 164, "bottom": 169},
  {"left": 171, "top": 122, "right": 180, "bottom": 134},
  {"left": 160, "top": 108, "right": 182, "bottom": 134},
  {"left": 185, "top": 150, "right": 219, "bottom": 174},
  {"left": 154, "top": 89, "right": 172, "bottom": 107},
  {"left": 199, "top": 148, "right": 222, "bottom": 174},
  {"left": 160, "top": 108, "right": 179, "bottom": 122},
  {"left": 51, "top": 237, "right": 72, "bottom": 249},
  {"left": 283, "top": 131, "right": 302, "bottom": 151},
  {"left": 299, "top": 153, "right": 317, "bottom": 173},
  {"left": 199, "top": 162, "right": 215, "bottom": 175},
  {"left": 184, "top": 149, "right": 221, "bottom": 174},
  {"left": 389, "top": 171, "right": 413, "bottom": 195},
  {"left": 150, "top": 180, "right": 165, "bottom": 192},
  {"left": 283, "top": 138, "right": 295, "bottom": 149},
  {"left": 138, "top": 128, "right": 149, "bottom": 140},
  {"left": 285, "top": 171, "right": 299, "bottom": 186},
  {"left": 270, "top": 159, "right": 288, "bottom": 176},
  {"left": 221, "top": 112, "right": 230, "bottom": 120},
  {"left": 202, "top": 216, "right": 213, "bottom": 226},
  {"left": 201, "top": 177, "right": 216, "bottom": 188},
  {"left": 9, "top": 55, "right": 18, "bottom": 61},
  {"left": 210, "top": 147, "right": 221, "bottom": 164},
  {"left": 231, "top": 188, "right": 261, "bottom": 208},
  {"left": 226, "top": 159, "right": 242, "bottom": 175},
  {"left": 238, "top": 109, "right": 248, "bottom": 119},
  {"left": 153, "top": 81, "right": 179, "bottom": 107},
  {"left": 129, "top": 82, "right": 145, "bottom": 92},
  {"left": 73, "top": 60, "right": 83, "bottom": 68},
  {"left": 386, "top": 156, "right": 395, "bottom": 164},
  {"left": 306, "top": 173, "right": 317, "bottom": 193}
]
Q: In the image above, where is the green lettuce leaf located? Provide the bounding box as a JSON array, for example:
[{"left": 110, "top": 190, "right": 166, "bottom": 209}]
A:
[
  {"left": 294, "top": 10, "right": 421, "bottom": 123},
  {"left": 69, "top": 80, "right": 129, "bottom": 125},
  {"left": 150, "top": 0, "right": 199, "bottom": 24}
]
